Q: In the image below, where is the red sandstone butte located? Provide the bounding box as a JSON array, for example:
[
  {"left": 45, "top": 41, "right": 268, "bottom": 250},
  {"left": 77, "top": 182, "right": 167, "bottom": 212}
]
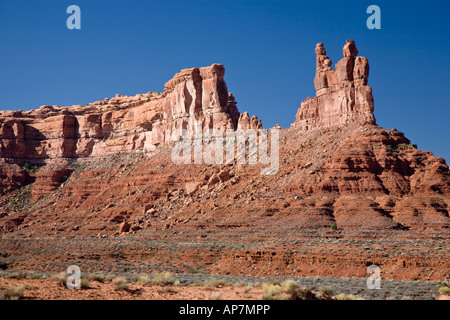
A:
[
  {"left": 0, "top": 41, "right": 448, "bottom": 282},
  {"left": 293, "top": 41, "right": 374, "bottom": 130}
]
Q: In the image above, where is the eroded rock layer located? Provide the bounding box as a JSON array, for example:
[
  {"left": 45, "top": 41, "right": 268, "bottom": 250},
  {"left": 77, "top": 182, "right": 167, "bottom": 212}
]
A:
[
  {"left": 0, "top": 64, "right": 256, "bottom": 163},
  {"left": 0, "top": 41, "right": 449, "bottom": 282},
  {"left": 292, "top": 40, "right": 375, "bottom": 130}
]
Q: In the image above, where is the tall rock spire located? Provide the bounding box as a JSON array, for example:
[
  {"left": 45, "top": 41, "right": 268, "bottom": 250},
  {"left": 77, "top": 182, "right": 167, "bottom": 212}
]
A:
[{"left": 293, "top": 40, "right": 376, "bottom": 130}]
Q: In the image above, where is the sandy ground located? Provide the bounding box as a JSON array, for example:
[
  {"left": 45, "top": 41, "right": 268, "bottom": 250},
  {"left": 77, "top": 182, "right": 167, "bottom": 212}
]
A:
[{"left": 0, "top": 278, "right": 263, "bottom": 300}]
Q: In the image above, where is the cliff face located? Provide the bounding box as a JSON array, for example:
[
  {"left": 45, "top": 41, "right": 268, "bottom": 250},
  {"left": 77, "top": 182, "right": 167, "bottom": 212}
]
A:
[
  {"left": 292, "top": 40, "right": 375, "bottom": 130},
  {"left": 0, "top": 41, "right": 450, "bottom": 235},
  {"left": 0, "top": 64, "right": 260, "bottom": 163},
  {"left": 0, "top": 41, "right": 449, "bottom": 282}
]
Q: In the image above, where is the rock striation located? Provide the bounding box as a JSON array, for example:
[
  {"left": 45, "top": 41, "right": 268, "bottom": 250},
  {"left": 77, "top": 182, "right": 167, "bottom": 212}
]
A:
[
  {"left": 0, "top": 42, "right": 448, "bottom": 229},
  {"left": 0, "top": 41, "right": 449, "bottom": 283},
  {"left": 0, "top": 64, "right": 255, "bottom": 163},
  {"left": 292, "top": 40, "right": 375, "bottom": 130}
]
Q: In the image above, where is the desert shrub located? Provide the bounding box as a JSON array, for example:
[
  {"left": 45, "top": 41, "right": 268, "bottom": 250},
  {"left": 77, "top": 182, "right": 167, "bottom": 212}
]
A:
[
  {"left": 319, "top": 285, "right": 334, "bottom": 296},
  {"left": 281, "top": 280, "right": 299, "bottom": 296},
  {"left": 438, "top": 286, "right": 450, "bottom": 295},
  {"left": 85, "top": 273, "right": 106, "bottom": 283},
  {"left": 23, "top": 162, "right": 39, "bottom": 173},
  {"left": 267, "top": 280, "right": 281, "bottom": 286},
  {"left": 262, "top": 280, "right": 318, "bottom": 300},
  {"left": 437, "top": 282, "right": 448, "bottom": 289},
  {"left": 398, "top": 143, "right": 415, "bottom": 150},
  {"left": 336, "top": 293, "right": 348, "bottom": 300},
  {"left": 204, "top": 279, "right": 234, "bottom": 288},
  {"left": 262, "top": 283, "right": 288, "bottom": 300},
  {"left": 280, "top": 280, "right": 316, "bottom": 300},
  {"left": 133, "top": 275, "right": 151, "bottom": 286},
  {"left": 5, "top": 271, "right": 28, "bottom": 279},
  {"left": 336, "top": 293, "right": 364, "bottom": 300},
  {"left": 152, "top": 272, "right": 175, "bottom": 286},
  {"left": 51, "top": 272, "right": 68, "bottom": 288},
  {"left": 330, "top": 222, "right": 338, "bottom": 230},
  {"left": 80, "top": 279, "right": 90, "bottom": 289},
  {"left": 293, "top": 287, "right": 316, "bottom": 300},
  {"left": 5, "top": 271, "right": 41, "bottom": 279},
  {"left": 243, "top": 284, "right": 254, "bottom": 293},
  {"left": 158, "top": 286, "right": 176, "bottom": 294},
  {"left": 189, "top": 282, "right": 202, "bottom": 287},
  {"left": 105, "top": 274, "right": 116, "bottom": 282},
  {"left": 2, "top": 285, "right": 26, "bottom": 300},
  {"left": 112, "top": 277, "right": 129, "bottom": 291}
]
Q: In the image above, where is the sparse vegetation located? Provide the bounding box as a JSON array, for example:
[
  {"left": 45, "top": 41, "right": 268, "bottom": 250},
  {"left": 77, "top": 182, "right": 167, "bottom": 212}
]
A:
[
  {"left": 6, "top": 186, "right": 31, "bottom": 211},
  {"left": 414, "top": 154, "right": 427, "bottom": 162},
  {"left": 158, "top": 286, "right": 176, "bottom": 294},
  {"left": 152, "top": 272, "right": 176, "bottom": 286},
  {"left": 438, "top": 287, "right": 450, "bottom": 295},
  {"left": 319, "top": 285, "right": 334, "bottom": 296},
  {"left": 6, "top": 271, "right": 29, "bottom": 279},
  {"left": 437, "top": 282, "right": 449, "bottom": 295},
  {"left": 70, "top": 161, "right": 87, "bottom": 172},
  {"left": 397, "top": 143, "right": 416, "bottom": 150},
  {"left": 26, "top": 273, "right": 42, "bottom": 280},
  {"left": 51, "top": 272, "right": 68, "bottom": 288},
  {"left": 80, "top": 279, "right": 90, "bottom": 289},
  {"left": 262, "top": 280, "right": 316, "bottom": 300},
  {"left": 85, "top": 273, "right": 107, "bottom": 283},
  {"left": 335, "top": 293, "right": 364, "bottom": 300},
  {"left": 105, "top": 274, "right": 116, "bottom": 282},
  {"left": 203, "top": 279, "right": 234, "bottom": 288},
  {"left": 112, "top": 277, "right": 129, "bottom": 291},
  {"left": 262, "top": 283, "right": 286, "bottom": 300},
  {"left": 0, "top": 262, "right": 9, "bottom": 270},
  {"left": 1, "top": 285, "right": 26, "bottom": 300},
  {"left": 23, "top": 162, "right": 39, "bottom": 174},
  {"left": 4, "top": 271, "right": 40, "bottom": 280},
  {"left": 132, "top": 275, "right": 151, "bottom": 286}
]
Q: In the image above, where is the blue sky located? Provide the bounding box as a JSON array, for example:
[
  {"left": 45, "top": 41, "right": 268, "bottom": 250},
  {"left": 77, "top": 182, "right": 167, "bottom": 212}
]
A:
[{"left": 0, "top": 0, "right": 448, "bottom": 160}]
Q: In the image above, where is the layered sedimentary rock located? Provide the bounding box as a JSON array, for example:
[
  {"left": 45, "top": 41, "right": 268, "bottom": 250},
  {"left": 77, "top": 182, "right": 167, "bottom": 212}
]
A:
[
  {"left": 0, "top": 64, "right": 252, "bottom": 163},
  {"left": 0, "top": 41, "right": 449, "bottom": 283},
  {"left": 237, "top": 112, "right": 262, "bottom": 130},
  {"left": 292, "top": 40, "right": 375, "bottom": 130},
  {"left": 0, "top": 40, "right": 449, "bottom": 232}
]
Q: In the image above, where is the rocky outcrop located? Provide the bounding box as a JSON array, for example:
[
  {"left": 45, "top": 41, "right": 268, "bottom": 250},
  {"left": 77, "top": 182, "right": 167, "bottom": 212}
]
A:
[
  {"left": 0, "top": 64, "right": 255, "bottom": 164},
  {"left": 0, "top": 163, "right": 27, "bottom": 195},
  {"left": 237, "top": 112, "right": 262, "bottom": 130},
  {"left": 292, "top": 41, "right": 375, "bottom": 130},
  {"left": 0, "top": 42, "right": 449, "bottom": 285},
  {"left": 0, "top": 41, "right": 449, "bottom": 234}
]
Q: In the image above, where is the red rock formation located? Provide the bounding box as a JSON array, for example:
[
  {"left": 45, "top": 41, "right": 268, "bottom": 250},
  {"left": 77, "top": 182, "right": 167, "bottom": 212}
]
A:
[
  {"left": 292, "top": 40, "right": 375, "bottom": 130},
  {"left": 0, "top": 41, "right": 449, "bottom": 283},
  {"left": 237, "top": 112, "right": 261, "bottom": 130},
  {"left": 0, "top": 163, "right": 27, "bottom": 195},
  {"left": 0, "top": 64, "right": 255, "bottom": 165}
]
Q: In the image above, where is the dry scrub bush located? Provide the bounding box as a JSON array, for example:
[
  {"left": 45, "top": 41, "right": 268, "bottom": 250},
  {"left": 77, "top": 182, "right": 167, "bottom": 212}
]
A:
[{"left": 112, "top": 277, "right": 129, "bottom": 291}]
